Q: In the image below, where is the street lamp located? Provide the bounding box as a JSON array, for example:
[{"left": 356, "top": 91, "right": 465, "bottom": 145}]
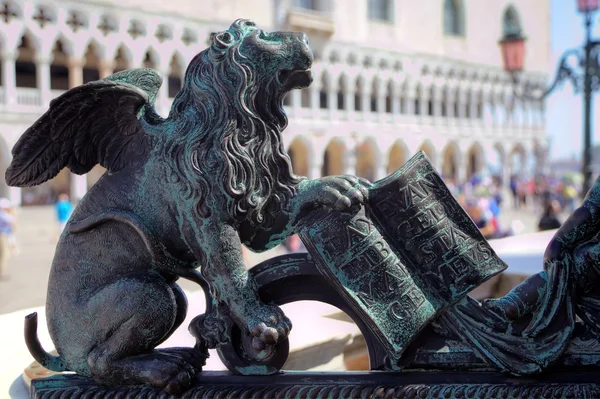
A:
[{"left": 499, "top": 0, "right": 600, "bottom": 198}]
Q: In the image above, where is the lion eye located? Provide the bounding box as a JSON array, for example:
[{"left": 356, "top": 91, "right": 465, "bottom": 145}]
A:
[
  {"left": 219, "top": 32, "right": 233, "bottom": 43},
  {"left": 244, "top": 21, "right": 255, "bottom": 27},
  {"left": 214, "top": 32, "right": 233, "bottom": 49}
]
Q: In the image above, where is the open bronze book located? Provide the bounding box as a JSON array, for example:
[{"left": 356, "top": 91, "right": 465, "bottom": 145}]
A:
[{"left": 300, "top": 151, "right": 507, "bottom": 365}]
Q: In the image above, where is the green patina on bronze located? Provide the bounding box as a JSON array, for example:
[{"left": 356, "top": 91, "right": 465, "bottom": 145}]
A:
[
  {"left": 9, "top": 18, "right": 600, "bottom": 398},
  {"left": 300, "top": 152, "right": 506, "bottom": 368}
]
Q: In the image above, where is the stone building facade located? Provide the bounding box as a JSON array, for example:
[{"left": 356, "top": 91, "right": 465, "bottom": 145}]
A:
[{"left": 0, "top": 0, "right": 550, "bottom": 205}]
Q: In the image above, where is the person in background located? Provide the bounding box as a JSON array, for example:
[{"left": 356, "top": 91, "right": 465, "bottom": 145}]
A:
[
  {"left": 465, "top": 199, "right": 497, "bottom": 240},
  {"left": 55, "top": 193, "right": 74, "bottom": 233},
  {"left": 563, "top": 184, "right": 578, "bottom": 213},
  {"left": 510, "top": 176, "right": 519, "bottom": 209},
  {"left": 538, "top": 199, "right": 563, "bottom": 232},
  {"left": 0, "top": 198, "right": 16, "bottom": 280}
]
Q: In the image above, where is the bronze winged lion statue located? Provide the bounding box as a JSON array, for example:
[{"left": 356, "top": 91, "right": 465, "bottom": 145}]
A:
[{"left": 6, "top": 19, "right": 369, "bottom": 393}]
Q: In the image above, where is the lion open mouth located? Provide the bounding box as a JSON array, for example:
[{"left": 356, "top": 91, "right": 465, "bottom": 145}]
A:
[{"left": 277, "top": 68, "right": 313, "bottom": 89}]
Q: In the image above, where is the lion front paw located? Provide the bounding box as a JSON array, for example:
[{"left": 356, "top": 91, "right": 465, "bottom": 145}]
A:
[
  {"left": 243, "top": 303, "right": 292, "bottom": 350},
  {"left": 300, "top": 175, "right": 371, "bottom": 213}
]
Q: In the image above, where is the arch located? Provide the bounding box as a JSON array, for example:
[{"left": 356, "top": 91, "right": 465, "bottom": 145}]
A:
[
  {"left": 427, "top": 85, "right": 435, "bottom": 116},
  {"left": 320, "top": 71, "right": 330, "bottom": 109},
  {"left": 418, "top": 140, "right": 437, "bottom": 167},
  {"left": 387, "top": 141, "right": 409, "bottom": 174},
  {"left": 287, "top": 137, "right": 311, "bottom": 177},
  {"left": 466, "top": 142, "right": 485, "bottom": 179},
  {"left": 15, "top": 32, "right": 37, "bottom": 88},
  {"left": 300, "top": 88, "right": 310, "bottom": 108},
  {"left": 83, "top": 41, "right": 101, "bottom": 83},
  {"left": 385, "top": 80, "right": 393, "bottom": 113},
  {"left": 354, "top": 77, "right": 362, "bottom": 111},
  {"left": 168, "top": 52, "right": 185, "bottom": 98},
  {"left": 50, "top": 38, "right": 69, "bottom": 90},
  {"left": 355, "top": 139, "right": 380, "bottom": 182},
  {"left": 441, "top": 86, "right": 449, "bottom": 117},
  {"left": 414, "top": 84, "right": 422, "bottom": 115},
  {"left": 502, "top": 4, "right": 522, "bottom": 37},
  {"left": 113, "top": 45, "right": 132, "bottom": 73},
  {"left": 489, "top": 142, "right": 507, "bottom": 183},
  {"left": 321, "top": 139, "right": 346, "bottom": 177},
  {"left": 142, "top": 48, "right": 159, "bottom": 69},
  {"left": 509, "top": 143, "right": 527, "bottom": 176},
  {"left": 441, "top": 141, "right": 460, "bottom": 181},
  {"left": 336, "top": 75, "right": 345, "bottom": 110},
  {"left": 370, "top": 78, "right": 379, "bottom": 112},
  {"left": 443, "top": 0, "right": 465, "bottom": 36}
]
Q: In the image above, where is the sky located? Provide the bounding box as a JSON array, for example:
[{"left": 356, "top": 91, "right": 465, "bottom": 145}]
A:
[{"left": 546, "top": 0, "right": 600, "bottom": 161}]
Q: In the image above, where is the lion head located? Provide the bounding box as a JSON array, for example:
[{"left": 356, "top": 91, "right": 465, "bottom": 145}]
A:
[{"left": 160, "top": 19, "right": 313, "bottom": 226}]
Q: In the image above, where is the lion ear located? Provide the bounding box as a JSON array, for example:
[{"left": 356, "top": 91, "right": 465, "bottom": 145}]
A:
[{"left": 208, "top": 32, "right": 217, "bottom": 45}]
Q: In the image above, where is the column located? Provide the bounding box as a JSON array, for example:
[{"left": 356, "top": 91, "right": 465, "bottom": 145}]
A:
[
  {"left": 290, "top": 90, "right": 301, "bottom": 118},
  {"left": 67, "top": 57, "right": 84, "bottom": 88},
  {"left": 310, "top": 159, "right": 323, "bottom": 180},
  {"left": 502, "top": 161, "right": 511, "bottom": 189},
  {"left": 2, "top": 52, "right": 17, "bottom": 105},
  {"left": 469, "top": 92, "right": 478, "bottom": 125},
  {"left": 405, "top": 87, "right": 415, "bottom": 115},
  {"left": 344, "top": 147, "right": 357, "bottom": 175},
  {"left": 361, "top": 89, "right": 370, "bottom": 121},
  {"left": 457, "top": 157, "right": 467, "bottom": 185},
  {"left": 391, "top": 88, "right": 401, "bottom": 116},
  {"left": 36, "top": 56, "right": 52, "bottom": 106},
  {"left": 158, "top": 70, "right": 170, "bottom": 116},
  {"left": 67, "top": 58, "right": 87, "bottom": 200},
  {"left": 377, "top": 93, "right": 385, "bottom": 122},
  {"left": 433, "top": 88, "right": 442, "bottom": 118},
  {"left": 327, "top": 84, "right": 336, "bottom": 120},
  {"left": 375, "top": 161, "right": 387, "bottom": 181},
  {"left": 8, "top": 187, "right": 21, "bottom": 206},
  {"left": 98, "top": 60, "right": 115, "bottom": 79},
  {"left": 70, "top": 174, "right": 88, "bottom": 203},
  {"left": 420, "top": 89, "right": 428, "bottom": 119},
  {"left": 345, "top": 86, "right": 355, "bottom": 121},
  {"left": 310, "top": 83, "right": 320, "bottom": 119}
]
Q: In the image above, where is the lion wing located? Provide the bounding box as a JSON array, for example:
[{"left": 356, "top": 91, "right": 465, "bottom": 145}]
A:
[{"left": 6, "top": 69, "right": 163, "bottom": 187}]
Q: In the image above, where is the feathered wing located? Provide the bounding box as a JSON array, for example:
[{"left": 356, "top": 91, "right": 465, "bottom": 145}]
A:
[{"left": 5, "top": 69, "right": 163, "bottom": 187}]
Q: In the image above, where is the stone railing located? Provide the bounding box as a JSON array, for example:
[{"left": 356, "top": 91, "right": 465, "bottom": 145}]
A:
[{"left": 15, "top": 88, "right": 41, "bottom": 107}]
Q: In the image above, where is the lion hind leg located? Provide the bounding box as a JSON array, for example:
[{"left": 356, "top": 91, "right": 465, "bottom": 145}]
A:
[{"left": 85, "top": 274, "right": 202, "bottom": 393}]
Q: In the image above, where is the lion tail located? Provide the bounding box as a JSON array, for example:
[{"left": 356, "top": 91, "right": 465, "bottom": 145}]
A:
[{"left": 24, "top": 313, "right": 69, "bottom": 372}]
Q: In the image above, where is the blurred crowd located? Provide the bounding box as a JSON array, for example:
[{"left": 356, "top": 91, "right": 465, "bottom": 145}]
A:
[{"left": 446, "top": 174, "right": 580, "bottom": 241}]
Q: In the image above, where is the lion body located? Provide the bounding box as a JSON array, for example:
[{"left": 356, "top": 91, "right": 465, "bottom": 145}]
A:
[{"left": 16, "top": 19, "right": 335, "bottom": 391}]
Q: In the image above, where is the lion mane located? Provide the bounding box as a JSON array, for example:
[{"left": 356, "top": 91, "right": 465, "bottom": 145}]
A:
[{"left": 150, "top": 22, "right": 303, "bottom": 228}]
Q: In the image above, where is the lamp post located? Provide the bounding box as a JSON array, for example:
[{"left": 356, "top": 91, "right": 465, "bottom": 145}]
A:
[{"left": 499, "top": 0, "right": 600, "bottom": 198}]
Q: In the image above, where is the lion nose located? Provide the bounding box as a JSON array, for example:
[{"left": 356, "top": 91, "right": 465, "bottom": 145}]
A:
[{"left": 293, "top": 32, "right": 309, "bottom": 46}]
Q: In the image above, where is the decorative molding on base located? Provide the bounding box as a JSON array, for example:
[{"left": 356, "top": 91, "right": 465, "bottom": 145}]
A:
[{"left": 31, "top": 371, "right": 600, "bottom": 399}]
